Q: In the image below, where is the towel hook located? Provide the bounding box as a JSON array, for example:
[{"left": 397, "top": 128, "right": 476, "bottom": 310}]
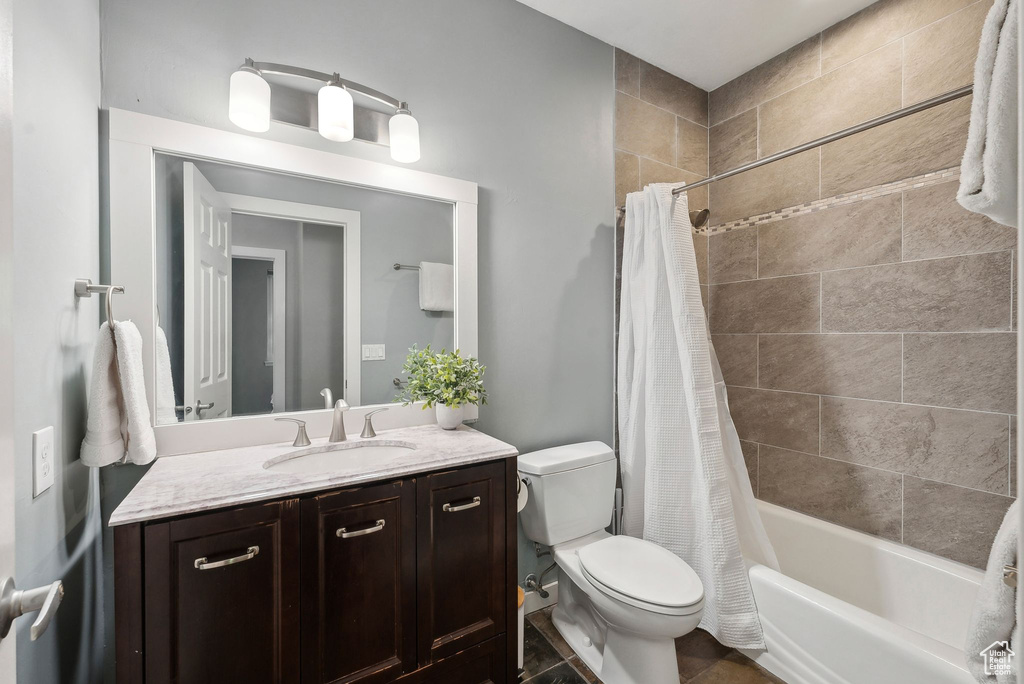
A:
[{"left": 74, "top": 279, "right": 125, "bottom": 331}]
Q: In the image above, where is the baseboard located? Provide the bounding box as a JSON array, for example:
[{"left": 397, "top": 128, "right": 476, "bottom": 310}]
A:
[{"left": 523, "top": 580, "right": 559, "bottom": 614}]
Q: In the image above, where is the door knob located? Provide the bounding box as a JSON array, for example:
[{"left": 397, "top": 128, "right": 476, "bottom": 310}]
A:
[{"left": 0, "top": 577, "right": 64, "bottom": 641}]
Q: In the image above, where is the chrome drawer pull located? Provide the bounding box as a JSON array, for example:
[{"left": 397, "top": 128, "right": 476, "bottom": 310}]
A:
[
  {"left": 337, "top": 520, "right": 386, "bottom": 539},
  {"left": 194, "top": 545, "right": 259, "bottom": 570},
  {"left": 443, "top": 496, "right": 481, "bottom": 513}
]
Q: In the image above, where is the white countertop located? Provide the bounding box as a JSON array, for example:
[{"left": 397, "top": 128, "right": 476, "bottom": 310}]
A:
[{"left": 109, "top": 424, "right": 518, "bottom": 526}]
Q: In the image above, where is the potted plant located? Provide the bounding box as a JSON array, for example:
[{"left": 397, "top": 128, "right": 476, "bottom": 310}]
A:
[{"left": 396, "top": 345, "right": 487, "bottom": 429}]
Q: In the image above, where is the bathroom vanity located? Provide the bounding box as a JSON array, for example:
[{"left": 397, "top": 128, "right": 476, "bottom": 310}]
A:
[{"left": 110, "top": 425, "right": 518, "bottom": 683}]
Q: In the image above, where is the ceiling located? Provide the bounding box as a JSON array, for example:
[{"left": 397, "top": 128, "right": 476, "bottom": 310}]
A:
[{"left": 514, "top": 0, "right": 880, "bottom": 91}]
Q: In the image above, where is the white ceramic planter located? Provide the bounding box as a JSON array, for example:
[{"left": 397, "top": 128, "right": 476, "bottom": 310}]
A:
[{"left": 435, "top": 404, "right": 465, "bottom": 430}]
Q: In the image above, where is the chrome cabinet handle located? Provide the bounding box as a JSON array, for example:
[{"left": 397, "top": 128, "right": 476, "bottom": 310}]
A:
[
  {"left": 337, "top": 520, "right": 386, "bottom": 538},
  {"left": 194, "top": 545, "right": 260, "bottom": 570},
  {"left": 443, "top": 496, "right": 481, "bottom": 513}
]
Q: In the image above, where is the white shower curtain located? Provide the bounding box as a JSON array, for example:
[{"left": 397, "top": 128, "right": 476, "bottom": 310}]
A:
[{"left": 617, "top": 184, "right": 779, "bottom": 650}]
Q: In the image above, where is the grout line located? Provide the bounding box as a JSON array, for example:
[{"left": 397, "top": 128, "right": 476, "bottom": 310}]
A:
[
  {"left": 615, "top": 88, "right": 709, "bottom": 129},
  {"left": 705, "top": 247, "right": 1014, "bottom": 285}
]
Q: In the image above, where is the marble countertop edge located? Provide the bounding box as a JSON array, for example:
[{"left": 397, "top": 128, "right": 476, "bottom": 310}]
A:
[{"left": 109, "top": 424, "right": 518, "bottom": 527}]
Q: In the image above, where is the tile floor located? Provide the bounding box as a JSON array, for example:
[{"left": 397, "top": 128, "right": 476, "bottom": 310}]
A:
[{"left": 521, "top": 606, "right": 785, "bottom": 683}]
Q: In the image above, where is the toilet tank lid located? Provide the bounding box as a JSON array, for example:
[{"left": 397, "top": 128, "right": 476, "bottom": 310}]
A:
[{"left": 517, "top": 441, "right": 615, "bottom": 475}]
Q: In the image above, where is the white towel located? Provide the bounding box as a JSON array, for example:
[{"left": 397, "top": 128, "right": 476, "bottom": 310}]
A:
[
  {"left": 958, "top": 0, "right": 1019, "bottom": 227},
  {"left": 114, "top": 322, "right": 157, "bottom": 465},
  {"left": 80, "top": 325, "right": 127, "bottom": 467},
  {"left": 79, "top": 321, "right": 158, "bottom": 467},
  {"left": 418, "top": 261, "right": 454, "bottom": 312},
  {"left": 154, "top": 326, "right": 178, "bottom": 425},
  {"left": 966, "top": 499, "right": 1019, "bottom": 683}
]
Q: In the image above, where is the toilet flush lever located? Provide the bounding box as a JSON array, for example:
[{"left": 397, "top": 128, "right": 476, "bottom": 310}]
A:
[{"left": 0, "top": 576, "right": 64, "bottom": 641}]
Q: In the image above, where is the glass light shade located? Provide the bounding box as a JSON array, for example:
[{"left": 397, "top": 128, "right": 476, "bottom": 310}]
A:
[
  {"left": 318, "top": 85, "right": 354, "bottom": 142},
  {"left": 389, "top": 112, "right": 420, "bottom": 163},
  {"left": 228, "top": 68, "right": 271, "bottom": 132}
]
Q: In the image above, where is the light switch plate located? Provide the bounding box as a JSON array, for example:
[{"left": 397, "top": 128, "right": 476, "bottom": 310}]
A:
[
  {"left": 33, "top": 426, "right": 54, "bottom": 497},
  {"left": 361, "top": 344, "right": 386, "bottom": 361}
]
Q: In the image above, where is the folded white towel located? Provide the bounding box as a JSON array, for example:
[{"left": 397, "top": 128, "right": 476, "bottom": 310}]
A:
[
  {"left": 966, "top": 499, "right": 1019, "bottom": 682},
  {"left": 114, "top": 322, "right": 157, "bottom": 465},
  {"left": 958, "top": 0, "right": 1019, "bottom": 227},
  {"left": 80, "top": 325, "right": 127, "bottom": 467},
  {"left": 418, "top": 261, "right": 455, "bottom": 312},
  {"left": 154, "top": 326, "right": 178, "bottom": 425}
]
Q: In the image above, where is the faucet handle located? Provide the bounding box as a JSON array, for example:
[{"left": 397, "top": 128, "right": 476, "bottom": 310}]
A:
[
  {"left": 275, "top": 418, "right": 312, "bottom": 447},
  {"left": 360, "top": 408, "right": 389, "bottom": 438}
]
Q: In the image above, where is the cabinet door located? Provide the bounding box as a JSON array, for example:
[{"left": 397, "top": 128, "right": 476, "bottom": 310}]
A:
[
  {"left": 417, "top": 462, "right": 506, "bottom": 664},
  {"left": 143, "top": 499, "right": 300, "bottom": 684},
  {"left": 417, "top": 636, "right": 506, "bottom": 684},
  {"left": 301, "top": 479, "right": 416, "bottom": 684}
]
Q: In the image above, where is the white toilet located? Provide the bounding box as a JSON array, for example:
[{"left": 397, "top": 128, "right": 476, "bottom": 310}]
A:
[{"left": 519, "top": 442, "right": 705, "bottom": 684}]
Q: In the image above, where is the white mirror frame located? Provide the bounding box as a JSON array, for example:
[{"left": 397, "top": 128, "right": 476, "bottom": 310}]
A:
[{"left": 108, "top": 108, "right": 478, "bottom": 456}]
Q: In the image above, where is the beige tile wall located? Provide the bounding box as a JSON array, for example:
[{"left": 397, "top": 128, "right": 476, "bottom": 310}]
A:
[
  {"left": 708, "top": 0, "right": 990, "bottom": 224},
  {"left": 702, "top": 0, "right": 1015, "bottom": 569},
  {"left": 614, "top": 0, "right": 1014, "bottom": 568},
  {"left": 614, "top": 49, "right": 709, "bottom": 211}
]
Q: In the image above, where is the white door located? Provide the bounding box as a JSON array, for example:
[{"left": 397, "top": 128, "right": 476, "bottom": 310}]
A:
[{"left": 184, "top": 163, "right": 232, "bottom": 421}]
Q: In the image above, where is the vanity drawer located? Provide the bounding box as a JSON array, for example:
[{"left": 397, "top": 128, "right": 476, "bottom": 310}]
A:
[
  {"left": 300, "top": 480, "right": 417, "bottom": 684},
  {"left": 142, "top": 499, "right": 301, "bottom": 684},
  {"left": 416, "top": 462, "right": 506, "bottom": 664}
]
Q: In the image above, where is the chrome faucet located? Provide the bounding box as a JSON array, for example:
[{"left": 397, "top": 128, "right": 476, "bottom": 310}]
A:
[
  {"left": 320, "top": 388, "right": 334, "bottom": 409},
  {"left": 360, "top": 408, "right": 389, "bottom": 438},
  {"left": 329, "top": 399, "right": 350, "bottom": 443},
  {"left": 275, "top": 418, "right": 311, "bottom": 447}
]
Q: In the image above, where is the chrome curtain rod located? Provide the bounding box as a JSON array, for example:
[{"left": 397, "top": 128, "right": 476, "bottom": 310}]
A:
[{"left": 671, "top": 84, "right": 974, "bottom": 196}]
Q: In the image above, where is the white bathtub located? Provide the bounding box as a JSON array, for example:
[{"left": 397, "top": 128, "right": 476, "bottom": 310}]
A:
[{"left": 741, "top": 501, "right": 983, "bottom": 684}]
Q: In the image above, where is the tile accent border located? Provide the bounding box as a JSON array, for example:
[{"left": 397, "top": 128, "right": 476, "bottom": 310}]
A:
[{"left": 696, "top": 166, "right": 960, "bottom": 235}]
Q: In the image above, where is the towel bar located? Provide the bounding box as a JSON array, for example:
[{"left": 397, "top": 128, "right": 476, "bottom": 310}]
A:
[
  {"left": 74, "top": 278, "right": 125, "bottom": 331},
  {"left": 1003, "top": 564, "right": 1017, "bottom": 588},
  {"left": 393, "top": 263, "right": 420, "bottom": 271}
]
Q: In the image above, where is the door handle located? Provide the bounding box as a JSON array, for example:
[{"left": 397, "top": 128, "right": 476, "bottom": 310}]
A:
[
  {"left": 0, "top": 577, "right": 64, "bottom": 641},
  {"left": 195, "top": 400, "right": 215, "bottom": 416},
  {"left": 443, "top": 496, "right": 481, "bottom": 513},
  {"left": 194, "top": 545, "right": 259, "bottom": 570},
  {"left": 337, "top": 520, "right": 386, "bottom": 538}
]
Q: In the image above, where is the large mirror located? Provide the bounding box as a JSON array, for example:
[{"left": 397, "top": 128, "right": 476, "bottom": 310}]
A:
[
  {"left": 109, "top": 108, "right": 478, "bottom": 451},
  {"left": 153, "top": 154, "right": 455, "bottom": 424}
]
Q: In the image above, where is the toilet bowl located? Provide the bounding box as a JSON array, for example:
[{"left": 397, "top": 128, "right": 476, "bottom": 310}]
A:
[{"left": 518, "top": 442, "right": 705, "bottom": 684}]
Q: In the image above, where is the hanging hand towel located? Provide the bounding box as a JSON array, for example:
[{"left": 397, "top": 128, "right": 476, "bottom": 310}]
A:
[
  {"left": 114, "top": 321, "right": 157, "bottom": 465},
  {"left": 154, "top": 326, "right": 178, "bottom": 426},
  {"left": 80, "top": 325, "right": 128, "bottom": 467},
  {"left": 966, "top": 499, "right": 1019, "bottom": 683},
  {"left": 958, "top": 0, "right": 1019, "bottom": 227},
  {"left": 418, "top": 261, "right": 455, "bottom": 312}
]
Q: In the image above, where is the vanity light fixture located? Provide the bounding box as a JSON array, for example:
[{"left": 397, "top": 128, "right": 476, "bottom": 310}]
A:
[{"left": 227, "top": 58, "right": 420, "bottom": 163}]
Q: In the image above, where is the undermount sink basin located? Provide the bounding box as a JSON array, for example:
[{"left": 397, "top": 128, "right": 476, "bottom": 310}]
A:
[{"left": 264, "top": 441, "right": 416, "bottom": 475}]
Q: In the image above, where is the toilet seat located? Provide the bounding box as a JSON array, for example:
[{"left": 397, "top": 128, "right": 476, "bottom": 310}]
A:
[{"left": 577, "top": 536, "right": 704, "bottom": 617}]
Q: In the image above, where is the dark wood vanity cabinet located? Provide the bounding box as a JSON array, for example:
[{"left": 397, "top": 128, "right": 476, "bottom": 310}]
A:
[
  {"left": 115, "top": 459, "right": 516, "bottom": 684},
  {"left": 301, "top": 480, "right": 417, "bottom": 683},
  {"left": 140, "top": 499, "right": 301, "bottom": 684}
]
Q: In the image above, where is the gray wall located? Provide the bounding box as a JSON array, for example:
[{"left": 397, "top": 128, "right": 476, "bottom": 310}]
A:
[
  {"left": 13, "top": 0, "right": 105, "bottom": 682},
  {"left": 231, "top": 257, "right": 274, "bottom": 415},
  {"left": 98, "top": 0, "right": 615, "bottom": 664}
]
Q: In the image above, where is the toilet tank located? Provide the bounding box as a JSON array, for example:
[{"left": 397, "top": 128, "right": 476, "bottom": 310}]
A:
[{"left": 518, "top": 442, "right": 617, "bottom": 546}]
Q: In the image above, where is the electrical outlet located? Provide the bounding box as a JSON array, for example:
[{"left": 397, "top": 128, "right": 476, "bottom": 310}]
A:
[{"left": 33, "top": 426, "right": 54, "bottom": 497}]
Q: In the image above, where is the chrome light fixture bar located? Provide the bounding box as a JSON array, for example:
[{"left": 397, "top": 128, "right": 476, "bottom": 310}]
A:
[{"left": 228, "top": 58, "right": 420, "bottom": 163}]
